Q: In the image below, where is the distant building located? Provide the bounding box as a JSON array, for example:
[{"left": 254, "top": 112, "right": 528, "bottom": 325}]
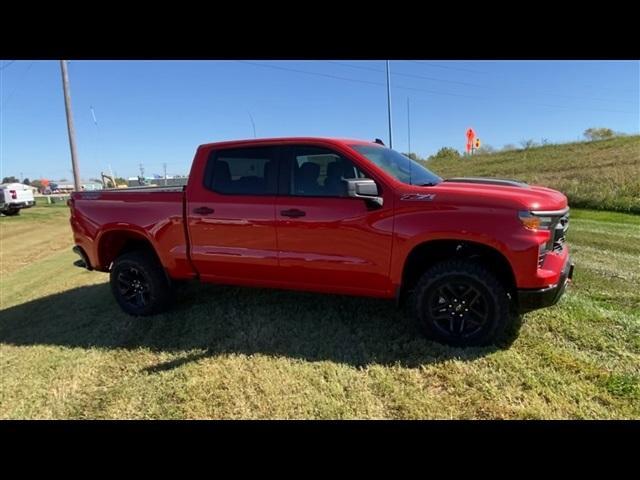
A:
[
  {"left": 52, "top": 181, "right": 103, "bottom": 193},
  {"left": 126, "top": 176, "right": 188, "bottom": 188},
  {"left": 55, "top": 183, "right": 75, "bottom": 193},
  {"left": 81, "top": 182, "right": 103, "bottom": 191}
]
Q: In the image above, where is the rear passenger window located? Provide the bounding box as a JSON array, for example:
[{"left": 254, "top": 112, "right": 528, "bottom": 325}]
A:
[
  {"left": 288, "top": 146, "right": 367, "bottom": 197},
  {"left": 204, "top": 146, "right": 278, "bottom": 195}
]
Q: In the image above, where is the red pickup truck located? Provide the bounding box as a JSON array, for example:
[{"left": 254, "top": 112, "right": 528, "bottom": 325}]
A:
[{"left": 69, "top": 137, "right": 573, "bottom": 346}]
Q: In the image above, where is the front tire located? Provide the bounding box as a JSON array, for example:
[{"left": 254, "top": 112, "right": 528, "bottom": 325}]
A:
[
  {"left": 110, "top": 250, "right": 172, "bottom": 316},
  {"left": 411, "top": 259, "right": 514, "bottom": 347},
  {"left": 3, "top": 209, "right": 20, "bottom": 216}
]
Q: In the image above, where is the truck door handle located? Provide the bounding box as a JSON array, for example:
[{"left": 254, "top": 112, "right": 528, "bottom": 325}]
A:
[
  {"left": 193, "top": 206, "right": 215, "bottom": 215},
  {"left": 280, "top": 209, "right": 306, "bottom": 218}
]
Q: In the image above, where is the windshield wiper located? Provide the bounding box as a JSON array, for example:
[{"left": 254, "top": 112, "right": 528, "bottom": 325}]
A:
[{"left": 414, "top": 182, "right": 438, "bottom": 187}]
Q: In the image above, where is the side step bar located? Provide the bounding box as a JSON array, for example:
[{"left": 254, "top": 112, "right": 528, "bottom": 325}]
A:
[{"left": 72, "top": 246, "right": 93, "bottom": 271}]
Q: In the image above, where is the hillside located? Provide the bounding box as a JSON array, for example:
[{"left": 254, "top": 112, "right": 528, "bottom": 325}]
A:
[{"left": 427, "top": 136, "right": 640, "bottom": 213}]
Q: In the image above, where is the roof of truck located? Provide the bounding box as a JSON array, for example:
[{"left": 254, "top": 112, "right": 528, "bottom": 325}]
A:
[
  {"left": 0, "top": 183, "right": 32, "bottom": 189},
  {"left": 198, "top": 137, "right": 379, "bottom": 149}
]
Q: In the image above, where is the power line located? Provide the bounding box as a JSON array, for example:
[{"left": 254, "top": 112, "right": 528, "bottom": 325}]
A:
[
  {"left": 237, "top": 60, "right": 385, "bottom": 87},
  {"left": 327, "top": 60, "right": 489, "bottom": 89},
  {"left": 239, "top": 61, "right": 636, "bottom": 114},
  {"left": 330, "top": 61, "right": 634, "bottom": 105},
  {"left": 238, "top": 60, "right": 476, "bottom": 99},
  {"left": 408, "top": 94, "right": 636, "bottom": 115},
  {"left": 1, "top": 61, "right": 35, "bottom": 110},
  {"left": 406, "top": 60, "right": 488, "bottom": 74},
  {"left": 0, "top": 60, "right": 16, "bottom": 71}
]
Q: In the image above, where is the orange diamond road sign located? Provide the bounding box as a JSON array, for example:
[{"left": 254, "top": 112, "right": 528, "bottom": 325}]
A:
[
  {"left": 466, "top": 128, "right": 475, "bottom": 141},
  {"left": 466, "top": 128, "right": 476, "bottom": 153},
  {"left": 475, "top": 138, "right": 481, "bottom": 149}
]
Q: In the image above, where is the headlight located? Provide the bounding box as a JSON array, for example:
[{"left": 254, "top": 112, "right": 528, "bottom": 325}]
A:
[{"left": 518, "top": 211, "right": 554, "bottom": 231}]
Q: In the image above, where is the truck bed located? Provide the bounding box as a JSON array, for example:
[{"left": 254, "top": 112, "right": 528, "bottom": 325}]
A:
[
  {"left": 98, "top": 186, "right": 184, "bottom": 193},
  {"left": 70, "top": 188, "right": 194, "bottom": 278}
]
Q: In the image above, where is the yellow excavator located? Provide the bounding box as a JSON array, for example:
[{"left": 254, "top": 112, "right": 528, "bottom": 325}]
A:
[{"left": 101, "top": 173, "right": 128, "bottom": 189}]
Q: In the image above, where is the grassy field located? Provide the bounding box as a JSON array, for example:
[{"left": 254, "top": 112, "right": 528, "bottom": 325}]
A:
[
  {"left": 0, "top": 204, "right": 638, "bottom": 419},
  {"left": 428, "top": 136, "right": 640, "bottom": 213}
]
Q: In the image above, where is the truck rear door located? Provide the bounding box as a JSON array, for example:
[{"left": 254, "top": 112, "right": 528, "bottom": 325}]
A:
[{"left": 186, "top": 145, "right": 280, "bottom": 285}]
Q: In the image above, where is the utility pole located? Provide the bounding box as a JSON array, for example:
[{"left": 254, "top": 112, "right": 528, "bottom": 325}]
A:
[
  {"left": 60, "top": 60, "right": 81, "bottom": 191},
  {"left": 386, "top": 60, "right": 393, "bottom": 149},
  {"left": 407, "top": 97, "right": 411, "bottom": 156},
  {"left": 163, "top": 162, "right": 167, "bottom": 186},
  {"left": 138, "top": 163, "right": 145, "bottom": 186}
]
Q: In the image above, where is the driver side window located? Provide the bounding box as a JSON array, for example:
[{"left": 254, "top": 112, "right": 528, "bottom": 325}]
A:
[{"left": 288, "top": 146, "right": 367, "bottom": 197}]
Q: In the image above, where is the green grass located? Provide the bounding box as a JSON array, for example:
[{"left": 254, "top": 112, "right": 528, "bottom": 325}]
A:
[
  {"left": 0, "top": 206, "right": 638, "bottom": 419},
  {"left": 428, "top": 136, "right": 640, "bottom": 213},
  {"left": 34, "top": 196, "right": 69, "bottom": 207}
]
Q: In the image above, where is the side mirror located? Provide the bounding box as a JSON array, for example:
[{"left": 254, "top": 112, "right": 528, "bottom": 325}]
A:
[{"left": 345, "top": 179, "right": 383, "bottom": 208}]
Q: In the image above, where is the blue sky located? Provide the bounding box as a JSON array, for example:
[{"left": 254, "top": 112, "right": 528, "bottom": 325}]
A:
[{"left": 1, "top": 60, "right": 638, "bottom": 181}]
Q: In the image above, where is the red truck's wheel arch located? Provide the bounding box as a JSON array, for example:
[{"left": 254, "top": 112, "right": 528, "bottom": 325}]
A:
[
  {"left": 398, "top": 239, "right": 517, "bottom": 302},
  {"left": 96, "top": 229, "right": 162, "bottom": 272}
]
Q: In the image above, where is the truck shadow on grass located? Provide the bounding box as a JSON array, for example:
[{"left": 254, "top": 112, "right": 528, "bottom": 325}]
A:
[{"left": 0, "top": 282, "right": 522, "bottom": 370}]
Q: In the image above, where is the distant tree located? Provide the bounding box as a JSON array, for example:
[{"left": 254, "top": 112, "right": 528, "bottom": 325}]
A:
[
  {"left": 429, "top": 147, "right": 461, "bottom": 161},
  {"left": 114, "top": 177, "right": 127, "bottom": 185},
  {"left": 502, "top": 144, "right": 518, "bottom": 151},
  {"left": 59, "top": 178, "right": 68, "bottom": 183},
  {"left": 476, "top": 144, "right": 496, "bottom": 154},
  {"left": 30, "top": 179, "right": 44, "bottom": 191},
  {"left": 540, "top": 138, "right": 550, "bottom": 146},
  {"left": 584, "top": 127, "right": 615, "bottom": 141},
  {"left": 23, "top": 178, "right": 31, "bottom": 185},
  {"left": 402, "top": 152, "right": 421, "bottom": 161},
  {"left": 2, "top": 176, "right": 20, "bottom": 183},
  {"left": 520, "top": 139, "right": 537, "bottom": 149}
]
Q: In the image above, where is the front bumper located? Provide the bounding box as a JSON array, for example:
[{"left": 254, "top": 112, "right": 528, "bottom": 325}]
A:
[
  {"left": 3, "top": 201, "right": 35, "bottom": 209},
  {"left": 517, "top": 256, "right": 574, "bottom": 313}
]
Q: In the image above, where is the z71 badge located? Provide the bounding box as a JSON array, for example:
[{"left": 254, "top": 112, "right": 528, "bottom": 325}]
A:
[{"left": 400, "top": 193, "right": 437, "bottom": 201}]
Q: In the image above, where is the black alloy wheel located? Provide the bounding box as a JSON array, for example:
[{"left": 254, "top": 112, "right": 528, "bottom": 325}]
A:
[
  {"left": 411, "top": 259, "right": 513, "bottom": 347},
  {"left": 110, "top": 250, "right": 172, "bottom": 316}
]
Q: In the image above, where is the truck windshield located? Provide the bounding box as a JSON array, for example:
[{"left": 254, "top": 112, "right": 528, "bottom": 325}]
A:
[{"left": 350, "top": 144, "right": 442, "bottom": 186}]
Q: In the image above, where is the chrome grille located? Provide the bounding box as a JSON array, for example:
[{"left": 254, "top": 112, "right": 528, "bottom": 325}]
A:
[
  {"left": 552, "top": 212, "right": 569, "bottom": 252},
  {"left": 538, "top": 252, "right": 546, "bottom": 268}
]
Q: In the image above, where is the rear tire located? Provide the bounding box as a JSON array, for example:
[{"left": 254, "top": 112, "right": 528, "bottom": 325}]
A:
[
  {"left": 411, "top": 259, "right": 514, "bottom": 347},
  {"left": 110, "top": 250, "right": 172, "bottom": 316},
  {"left": 3, "top": 209, "right": 20, "bottom": 216}
]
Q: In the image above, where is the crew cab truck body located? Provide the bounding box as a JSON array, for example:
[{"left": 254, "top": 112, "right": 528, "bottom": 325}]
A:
[{"left": 69, "top": 137, "right": 574, "bottom": 346}]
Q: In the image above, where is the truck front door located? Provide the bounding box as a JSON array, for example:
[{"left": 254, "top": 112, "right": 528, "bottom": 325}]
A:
[{"left": 274, "top": 144, "right": 395, "bottom": 297}]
